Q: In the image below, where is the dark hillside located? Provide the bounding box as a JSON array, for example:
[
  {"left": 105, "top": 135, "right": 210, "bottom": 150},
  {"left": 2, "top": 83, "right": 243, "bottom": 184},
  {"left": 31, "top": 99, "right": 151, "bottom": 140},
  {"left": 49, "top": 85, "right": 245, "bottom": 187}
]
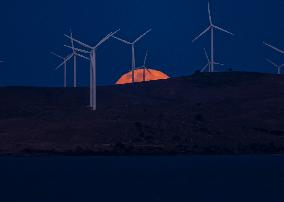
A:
[{"left": 0, "top": 72, "right": 284, "bottom": 155}]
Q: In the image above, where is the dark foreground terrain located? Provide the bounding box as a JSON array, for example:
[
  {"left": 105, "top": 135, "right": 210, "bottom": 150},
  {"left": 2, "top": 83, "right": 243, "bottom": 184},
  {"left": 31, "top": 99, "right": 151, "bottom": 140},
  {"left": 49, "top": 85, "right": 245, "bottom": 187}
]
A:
[
  {"left": 1, "top": 156, "right": 284, "bottom": 202},
  {"left": 1, "top": 72, "right": 284, "bottom": 155}
]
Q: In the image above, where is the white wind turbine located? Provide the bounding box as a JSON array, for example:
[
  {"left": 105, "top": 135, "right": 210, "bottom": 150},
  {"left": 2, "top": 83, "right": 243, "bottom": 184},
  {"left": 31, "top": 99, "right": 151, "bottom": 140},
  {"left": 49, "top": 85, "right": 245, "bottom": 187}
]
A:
[
  {"left": 263, "top": 42, "right": 284, "bottom": 75},
  {"left": 112, "top": 29, "right": 152, "bottom": 83},
  {"left": 65, "top": 30, "right": 90, "bottom": 88},
  {"left": 51, "top": 52, "right": 70, "bottom": 88},
  {"left": 192, "top": 1, "right": 234, "bottom": 73},
  {"left": 51, "top": 51, "right": 89, "bottom": 88},
  {"left": 266, "top": 59, "right": 284, "bottom": 75},
  {"left": 132, "top": 50, "right": 152, "bottom": 82},
  {"left": 64, "top": 29, "right": 120, "bottom": 111},
  {"left": 139, "top": 50, "right": 156, "bottom": 82},
  {"left": 201, "top": 48, "right": 224, "bottom": 72}
]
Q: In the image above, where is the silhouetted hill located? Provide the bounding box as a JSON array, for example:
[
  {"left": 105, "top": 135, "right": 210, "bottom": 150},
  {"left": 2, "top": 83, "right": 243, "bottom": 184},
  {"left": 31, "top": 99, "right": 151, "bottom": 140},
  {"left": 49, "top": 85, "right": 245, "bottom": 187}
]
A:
[{"left": 1, "top": 71, "right": 284, "bottom": 155}]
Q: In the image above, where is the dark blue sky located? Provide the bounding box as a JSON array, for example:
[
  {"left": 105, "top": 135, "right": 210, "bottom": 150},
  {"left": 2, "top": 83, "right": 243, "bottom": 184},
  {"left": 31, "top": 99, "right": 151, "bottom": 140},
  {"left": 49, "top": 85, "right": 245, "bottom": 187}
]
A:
[{"left": 0, "top": 0, "right": 283, "bottom": 86}]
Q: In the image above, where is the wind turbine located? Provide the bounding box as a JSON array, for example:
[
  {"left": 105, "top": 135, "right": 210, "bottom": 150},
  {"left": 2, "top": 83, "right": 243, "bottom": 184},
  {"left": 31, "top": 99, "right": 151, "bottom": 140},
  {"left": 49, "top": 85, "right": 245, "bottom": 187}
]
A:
[
  {"left": 192, "top": 1, "right": 234, "bottom": 73},
  {"left": 132, "top": 50, "right": 152, "bottom": 82},
  {"left": 139, "top": 50, "right": 156, "bottom": 82},
  {"left": 64, "top": 29, "right": 120, "bottom": 111},
  {"left": 263, "top": 42, "right": 284, "bottom": 75},
  {"left": 65, "top": 30, "right": 90, "bottom": 88},
  {"left": 63, "top": 44, "right": 94, "bottom": 108},
  {"left": 112, "top": 29, "right": 152, "bottom": 83},
  {"left": 51, "top": 49, "right": 90, "bottom": 88},
  {"left": 51, "top": 52, "right": 71, "bottom": 88},
  {"left": 266, "top": 59, "right": 284, "bottom": 75},
  {"left": 70, "top": 31, "right": 78, "bottom": 88},
  {"left": 202, "top": 48, "right": 224, "bottom": 72}
]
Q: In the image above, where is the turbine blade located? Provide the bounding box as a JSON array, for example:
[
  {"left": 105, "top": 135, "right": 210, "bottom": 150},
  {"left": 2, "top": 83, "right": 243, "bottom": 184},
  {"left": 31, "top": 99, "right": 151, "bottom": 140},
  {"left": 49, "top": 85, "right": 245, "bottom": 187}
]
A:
[
  {"left": 112, "top": 36, "right": 132, "bottom": 45},
  {"left": 55, "top": 62, "right": 64, "bottom": 70},
  {"left": 146, "top": 69, "right": 154, "bottom": 76},
  {"left": 204, "top": 48, "right": 210, "bottom": 62},
  {"left": 214, "top": 62, "right": 224, "bottom": 66},
  {"left": 50, "top": 52, "right": 64, "bottom": 60},
  {"left": 76, "top": 53, "right": 90, "bottom": 61},
  {"left": 56, "top": 54, "right": 73, "bottom": 69},
  {"left": 208, "top": 1, "right": 212, "bottom": 25},
  {"left": 201, "top": 64, "right": 209, "bottom": 72},
  {"left": 95, "top": 33, "right": 113, "bottom": 48},
  {"left": 112, "top": 29, "right": 121, "bottom": 36},
  {"left": 66, "top": 53, "right": 73, "bottom": 59},
  {"left": 95, "top": 29, "right": 121, "bottom": 49},
  {"left": 266, "top": 59, "right": 279, "bottom": 68},
  {"left": 133, "top": 29, "right": 152, "bottom": 44},
  {"left": 64, "top": 45, "right": 91, "bottom": 54},
  {"left": 213, "top": 25, "right": 234, "bottom": 35},
  {"left": 70, "top": 30, "right": 75, "bottom": 49},
  {"left": 64, "top": 34, "right": 93, "bottom": 49},
  {"left": 192, "top": 26, "right": 211, "bottom": 42},
  {"left": 263, "top": 41, "right": 284, "bottom": 55}
]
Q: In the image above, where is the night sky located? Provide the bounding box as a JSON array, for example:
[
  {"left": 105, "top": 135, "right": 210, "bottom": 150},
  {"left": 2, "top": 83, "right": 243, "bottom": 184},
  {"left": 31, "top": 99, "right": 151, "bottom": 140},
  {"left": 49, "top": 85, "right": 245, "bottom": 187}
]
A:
[{"left": 0, "top": 0, "right": 284, "bottom": 86}]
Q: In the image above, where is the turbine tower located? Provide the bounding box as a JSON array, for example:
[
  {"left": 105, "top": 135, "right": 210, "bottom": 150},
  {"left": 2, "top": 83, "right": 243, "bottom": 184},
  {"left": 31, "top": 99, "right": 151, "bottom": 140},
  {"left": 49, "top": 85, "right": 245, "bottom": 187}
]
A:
[
  {"left": 70, "top": 31, "right": 77, "bottom": 88},
  {"left": 51, "top": 51, "right": 89, "bottom": 88},
  {"left": 142, "top": 50, "right": 148, "bottom": 82},
  {"left": 112, "top": 29, "right": 152, "bottom": 83},
  {"left": 202, "top": 48, "right": 224, "bottom": 72},
  {"left": 266, "top": 59, "right": 284, "bottom": 75},
  {"left": 192, "top": 1, "right": 234, "bottom": 73},
  {"left": 64, "top": 29, "right": 120, "bottom": 111}
]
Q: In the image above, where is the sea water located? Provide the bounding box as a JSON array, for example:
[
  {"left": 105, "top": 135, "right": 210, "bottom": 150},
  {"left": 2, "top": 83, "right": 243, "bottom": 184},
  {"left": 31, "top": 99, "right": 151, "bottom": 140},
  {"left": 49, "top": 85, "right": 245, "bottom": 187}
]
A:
[{"left": 0, "top": 155, "right": 283, "bottom": 202}]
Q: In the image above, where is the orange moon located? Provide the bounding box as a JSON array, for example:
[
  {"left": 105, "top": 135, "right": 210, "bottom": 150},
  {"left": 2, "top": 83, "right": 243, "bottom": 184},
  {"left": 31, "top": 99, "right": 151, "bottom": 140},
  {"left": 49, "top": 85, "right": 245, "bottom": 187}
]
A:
[{"left": 116, "top": 68, "right": 170, "bottom": 85}]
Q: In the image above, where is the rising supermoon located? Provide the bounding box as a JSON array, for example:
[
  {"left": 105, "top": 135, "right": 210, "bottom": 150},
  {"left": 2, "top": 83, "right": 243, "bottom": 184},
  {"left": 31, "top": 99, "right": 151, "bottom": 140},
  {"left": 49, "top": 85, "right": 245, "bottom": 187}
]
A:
[{"left": 116, "top": 68, "right": 170, "bottom": 85}]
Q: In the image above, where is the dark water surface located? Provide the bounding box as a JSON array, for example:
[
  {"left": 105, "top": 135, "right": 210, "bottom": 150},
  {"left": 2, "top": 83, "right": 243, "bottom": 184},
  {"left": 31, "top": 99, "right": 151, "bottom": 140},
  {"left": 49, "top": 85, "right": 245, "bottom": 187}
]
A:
[{"left": 0, "top": 156, "right": 283, "bottom": 202}]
